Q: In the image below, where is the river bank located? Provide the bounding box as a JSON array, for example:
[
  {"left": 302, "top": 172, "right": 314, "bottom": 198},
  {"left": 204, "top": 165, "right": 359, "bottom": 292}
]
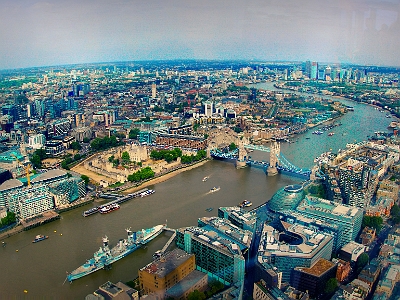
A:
[{"left": 122, "top": 159, "right": 210, "bottom": 193}]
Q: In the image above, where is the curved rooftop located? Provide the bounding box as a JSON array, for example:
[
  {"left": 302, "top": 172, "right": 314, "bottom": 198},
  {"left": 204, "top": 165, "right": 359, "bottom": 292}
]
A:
[
  {"left": 31, "top": 169, "right": 67, "bottom": 183},
  {"left": 0, "top": 179, "right": 23, "bottom": 192},
  {"left": 269, "top": 184, "right": 304, "bottom": 212}
]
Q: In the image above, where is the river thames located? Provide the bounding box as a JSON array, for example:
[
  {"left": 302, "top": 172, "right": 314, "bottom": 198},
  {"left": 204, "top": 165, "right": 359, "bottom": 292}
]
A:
[{"left": 0, "top": 89, "right": 394, "bottom": 298}]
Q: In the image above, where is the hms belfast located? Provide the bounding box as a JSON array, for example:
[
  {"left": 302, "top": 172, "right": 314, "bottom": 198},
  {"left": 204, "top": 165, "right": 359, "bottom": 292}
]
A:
[{"left": 67, "top": 224, "right": 165, "bottom": 282}]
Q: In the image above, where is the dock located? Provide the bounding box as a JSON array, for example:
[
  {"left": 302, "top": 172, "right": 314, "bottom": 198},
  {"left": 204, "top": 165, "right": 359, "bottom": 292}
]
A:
[
  {"left": 83, "top": 188, "right": 152, "bottom": 217},
  {"left": 20, "top": 210, "right": 60, "bottom": 230},
  {"left": 153, "top": 228, "right": 176, "bottom": 258}
]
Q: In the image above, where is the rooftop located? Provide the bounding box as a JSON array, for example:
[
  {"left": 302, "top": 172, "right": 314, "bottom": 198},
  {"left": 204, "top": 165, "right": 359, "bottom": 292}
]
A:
[
  {"left": 295, "top": 258, "right": 335, "bottom": 277},
  {"left": 258, "top": 222, "right": 333, "bottom": 259},
  {"left": 31, "top": 169, "right": 67, "bottom": 183},
  {"left": 140, "top": 248, "right": 193, "bottom": 278},
  {"left": 165, "top": 270, "right": 207, "bottom": 298},
  {"left": 0, "top": 178, "right": 23, "bottom": 192},
  {"left": 198, "top": 216, "right": 253, "bottom": 248}
]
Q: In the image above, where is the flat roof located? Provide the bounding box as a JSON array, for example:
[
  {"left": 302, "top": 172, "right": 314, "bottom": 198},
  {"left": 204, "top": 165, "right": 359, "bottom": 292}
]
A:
[
  {"left": 296, "top": 258, "right": 335, "bottom": 277},
  {"left": 140, "top": 248, "right": 193, "bottom": 278},
  {"left": 165, "top": 270, "right": 207, "bottom": 298},
  {"left": 31, "top": 169, "right": 67, "bottom": 183},
  {"left": 0, "top": 179, "right": 23, "bottom": 191}
]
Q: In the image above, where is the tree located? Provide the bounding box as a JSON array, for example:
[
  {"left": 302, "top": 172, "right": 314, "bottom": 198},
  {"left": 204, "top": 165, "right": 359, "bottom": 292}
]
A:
[
  {"left": 229, "top": 142, "right": 237, "bottom": 151},
  {"left": 391, "top": 204, "right": 400, "bottom": 224},
  {"left": 83, "top": 137, "right": 91, "bottom": 143},
  {"left": 356, "top": 253, "right": 369, "bottom": 270},
  {"left": 108, "top": 155, "right": 115, "bottom": 163},
  {"left": 362, "top": 216, "right": 383, "bottom": 232},
  {"left": 74, "top": 154, "right": 81, "bottom": 161},
  {"left": 34, "top": 148, "right": 48, "bottom": 160},
  {"left": 129, "top": 128, "right": 140, "bottom": 139},
  {"left": 81, "top": 175, "right": 90, "bottom": 185},
  {"left": 121, "top": 151, "right": 130, "bottom": 163},
  {"left": 324, "top": 278, "right": 338, "bottom": 294},
  {"left": 1, "top": 211, "right": 16, "bottom": 226},
  {"left": 187, "top": 290, "right": 206, "bottom": 300},
  {"left": 30, "top": 154, "right": 42, "bottom": 169},
  {"left": 70, "top": 141, "right": 82, "bottom": 151}
]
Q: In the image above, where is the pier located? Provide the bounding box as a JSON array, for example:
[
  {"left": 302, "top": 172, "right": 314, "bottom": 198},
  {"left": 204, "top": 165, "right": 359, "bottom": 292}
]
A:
[{"left": 154, "top": 228, "right": 176, "bottom": 258}]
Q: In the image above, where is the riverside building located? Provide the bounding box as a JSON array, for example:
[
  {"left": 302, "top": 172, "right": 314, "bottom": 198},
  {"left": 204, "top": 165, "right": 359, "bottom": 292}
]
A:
[
  {"left": 295, "top": 196, "right": 363, "bottom": 250},
  {"left": 176, "top": 221, "right": 248, "bottom": 285},
  {"left": 257, "top": 222, "right": 334, "bottom": 283}
]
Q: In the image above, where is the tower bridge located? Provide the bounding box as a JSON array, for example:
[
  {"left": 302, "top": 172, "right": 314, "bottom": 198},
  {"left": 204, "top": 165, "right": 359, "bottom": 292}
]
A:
[{"left": 207, "top": 130, "right": 311, "bottom": 179}]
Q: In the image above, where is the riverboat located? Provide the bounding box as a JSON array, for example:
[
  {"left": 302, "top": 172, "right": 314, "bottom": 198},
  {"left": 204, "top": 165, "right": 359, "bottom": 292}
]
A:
[
  {"left": 82, "top": 207, "right": 99, "bottom": 217},
  {"left": 205, "top": 207, "right": 213, "bottom": 212},
  {"left": 140, "top": 189, "right": 155, "bottom": 197},
  {"left": 202, "top": 176, "right": 209, "bottom": 182},
  {"left": 239, "top": 200, "right": 252, "bottom": 208},
  {"left": 210, "top": 186, "right": 220, "bottom": 193},
  {"left": 32, "top": 235, "right": 48, "bottom": 243},
  {"left": 328, "top": 132, "right": 335, "bottom": 136},
  {"left": 99, "top": 203, "right": 120, "bottom": 214}
]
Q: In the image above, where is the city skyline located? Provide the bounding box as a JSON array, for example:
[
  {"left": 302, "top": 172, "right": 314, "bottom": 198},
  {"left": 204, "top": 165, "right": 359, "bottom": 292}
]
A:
[{"left": 1, "top": 0, "right": 400, "bottom": 70}]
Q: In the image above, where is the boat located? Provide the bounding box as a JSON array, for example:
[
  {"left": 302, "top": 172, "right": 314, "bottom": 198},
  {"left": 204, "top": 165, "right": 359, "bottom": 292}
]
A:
[
  {"left": 32, "top": 235, "right": 48, "bottom": 243},
  {"left": 67, "top": 224, "right": 165, "bottom": 282},
  {"left": 99, "top": 203, "right": 120, "bottom": 214},
  {"left": 210, "top": 186, "right": 220, "bottom": 193},
  {"left": 140, "top": 189, "right": 155, "bottom": 197},
  {"left": 239, "top": 200, "right": 253, "bottom": 208},
  {"left": 328, "top": 132, "right": 335, "bottom": 136},
  {"left": 202, "top": 176, "right": 209, "bottom": 182},
  {"left": 153, "top": 250, "right": 163, "bottom": 259},
  {"left": 82, "top": 207, "right": 99, "bottom": 217},
  {"left": 205, "top": 207, "right": 213, "bottom": 212}
]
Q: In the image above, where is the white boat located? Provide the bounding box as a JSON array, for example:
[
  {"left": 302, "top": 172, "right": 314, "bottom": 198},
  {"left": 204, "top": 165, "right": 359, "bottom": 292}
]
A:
[
  {"left": 202, "top": 176, "right": 209, "bottom": 182},
  {"left": 210, "top": 186, "right": 220, "bottom": 193}
]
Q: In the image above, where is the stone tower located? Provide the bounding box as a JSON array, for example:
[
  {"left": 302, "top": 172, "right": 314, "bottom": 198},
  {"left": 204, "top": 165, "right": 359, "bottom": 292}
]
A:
[{"left": 267, "top": 142, "right": 280, "bottom": 176}]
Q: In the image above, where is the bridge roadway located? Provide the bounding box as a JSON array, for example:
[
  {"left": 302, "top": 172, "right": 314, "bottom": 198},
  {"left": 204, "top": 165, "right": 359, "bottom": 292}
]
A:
[{"left": 210, "top": 148, "right": 311, "bottom": 179}]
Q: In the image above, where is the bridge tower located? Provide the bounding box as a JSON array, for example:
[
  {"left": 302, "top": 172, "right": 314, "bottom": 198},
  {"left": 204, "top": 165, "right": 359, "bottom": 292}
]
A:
[
  {"left": 267, "top": 142, "right": 280, "bottom": 176},
  {"left": 235, "top": 138, "right": 247, "bottom": 169}
]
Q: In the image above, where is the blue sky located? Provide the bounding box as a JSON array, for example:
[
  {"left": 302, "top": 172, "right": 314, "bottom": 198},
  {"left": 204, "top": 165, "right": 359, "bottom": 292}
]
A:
[{"left": 1, "top": 0, "right": 400, "bottom": 69}]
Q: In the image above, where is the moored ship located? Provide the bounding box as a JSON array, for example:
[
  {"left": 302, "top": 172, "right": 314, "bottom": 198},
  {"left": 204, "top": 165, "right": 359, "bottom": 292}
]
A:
[
  {"left": 67, "top": 224, "right": 165, "bottom": 282},
  {"left": 82, "top": 207, "right": 99, "bottom": 217},
  {"left": 99, "top": 203, "right": 120, "bottom": 214},
  {"left": 140, "top": 189, "right": 155, "bottom": 197}
]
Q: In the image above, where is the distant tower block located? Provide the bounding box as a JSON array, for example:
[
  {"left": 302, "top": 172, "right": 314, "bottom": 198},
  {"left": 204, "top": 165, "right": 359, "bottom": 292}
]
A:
[
  {"left": 42, "top": 74, "right": 48, "bottom": 85},
  {"left": 267, "top": 142, "right": 280, "bottom": 176},
  {"left": 151, "top": 84, "right": 157, "bottom": 98}
]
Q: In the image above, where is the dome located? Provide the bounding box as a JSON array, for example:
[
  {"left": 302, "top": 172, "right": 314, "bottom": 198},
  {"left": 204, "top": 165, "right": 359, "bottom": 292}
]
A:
[{"left": 268, "top": 184, "right": 304, "bottom": 212}]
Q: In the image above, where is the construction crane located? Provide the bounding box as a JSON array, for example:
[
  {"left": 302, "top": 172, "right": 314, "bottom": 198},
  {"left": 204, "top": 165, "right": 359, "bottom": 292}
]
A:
[{"left": 11, "top": 153, "right": 32, "bottom": 188}]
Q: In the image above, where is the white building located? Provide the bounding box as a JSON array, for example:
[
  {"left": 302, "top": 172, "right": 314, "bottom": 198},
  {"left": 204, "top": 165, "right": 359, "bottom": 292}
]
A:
[{"left": 28, "top": 134, "right": 46, "bottom": 150}]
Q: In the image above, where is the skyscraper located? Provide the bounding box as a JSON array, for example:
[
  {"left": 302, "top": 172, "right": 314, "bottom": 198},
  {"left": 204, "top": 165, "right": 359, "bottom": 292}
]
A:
[{"left": 311, "top": 62, "right": 318, "bottom": 80}]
